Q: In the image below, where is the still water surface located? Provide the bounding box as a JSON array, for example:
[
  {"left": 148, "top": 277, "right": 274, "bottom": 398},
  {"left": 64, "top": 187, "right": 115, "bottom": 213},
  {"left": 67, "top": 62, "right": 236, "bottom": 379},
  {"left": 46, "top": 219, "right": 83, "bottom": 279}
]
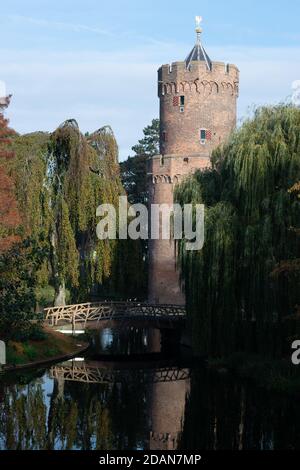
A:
[{"left": 0, "top": 327, "right": 299, "bottom": 450}]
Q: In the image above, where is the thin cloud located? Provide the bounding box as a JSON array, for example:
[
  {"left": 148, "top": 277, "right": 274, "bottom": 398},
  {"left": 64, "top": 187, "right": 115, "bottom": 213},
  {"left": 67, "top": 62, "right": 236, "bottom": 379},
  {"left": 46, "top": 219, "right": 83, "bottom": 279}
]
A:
[
  {"left": 7, "top": 15, "right": 175, "bottom": 49},
  {"left": 1, "top": 43, "right": 300, "bottom": 160},
  {"left": 8, "top": 15, "right": 113, "bottom": 37}
]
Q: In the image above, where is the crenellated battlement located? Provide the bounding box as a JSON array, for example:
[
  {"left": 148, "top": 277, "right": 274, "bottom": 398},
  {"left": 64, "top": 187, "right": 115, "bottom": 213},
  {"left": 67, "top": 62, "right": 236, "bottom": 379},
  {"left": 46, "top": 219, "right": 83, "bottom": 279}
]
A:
[
  {"left": 149, "top": 153, "right": 211, "bottom": 186},
  {"left": 158, "top": 61, "right": 239, "bottom": 97},
  {"left": 159, "top": 60, "right": 239, "bottom": 79}
]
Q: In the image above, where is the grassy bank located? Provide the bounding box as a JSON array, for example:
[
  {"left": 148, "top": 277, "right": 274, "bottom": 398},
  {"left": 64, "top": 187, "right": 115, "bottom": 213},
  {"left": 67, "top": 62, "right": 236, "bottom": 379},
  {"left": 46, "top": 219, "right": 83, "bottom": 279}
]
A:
[
  {"left": 6, "top": 327, "right": 88, "bottom": 367},
  {"left": 208, "top": 352, "right": 300, "bottom": 394}
]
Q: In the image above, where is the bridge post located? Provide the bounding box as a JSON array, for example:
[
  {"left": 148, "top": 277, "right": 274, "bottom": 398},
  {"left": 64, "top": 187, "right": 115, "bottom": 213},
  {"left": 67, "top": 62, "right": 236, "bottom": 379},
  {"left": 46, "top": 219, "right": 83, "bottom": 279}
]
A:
[{"left": 0, "top": 341, "right": 6, "bottom": 367}]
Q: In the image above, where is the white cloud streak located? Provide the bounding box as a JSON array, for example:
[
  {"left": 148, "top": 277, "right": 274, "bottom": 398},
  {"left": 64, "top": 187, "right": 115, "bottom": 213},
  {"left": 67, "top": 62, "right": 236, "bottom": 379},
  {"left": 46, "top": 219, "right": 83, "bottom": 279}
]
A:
[
  {"left": 8, "top": 15, "right": 112, "bottom": 37},
  {"left": 1, "top": 44, "right": 300, "bottom": 160}
]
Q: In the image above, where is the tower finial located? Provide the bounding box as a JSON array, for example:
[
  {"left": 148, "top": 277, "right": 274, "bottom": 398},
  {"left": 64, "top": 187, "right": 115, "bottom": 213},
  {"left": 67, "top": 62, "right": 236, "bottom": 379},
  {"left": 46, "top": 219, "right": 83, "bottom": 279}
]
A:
[{"left": 195, "top": 16, "right": 203, "bottom": 43}]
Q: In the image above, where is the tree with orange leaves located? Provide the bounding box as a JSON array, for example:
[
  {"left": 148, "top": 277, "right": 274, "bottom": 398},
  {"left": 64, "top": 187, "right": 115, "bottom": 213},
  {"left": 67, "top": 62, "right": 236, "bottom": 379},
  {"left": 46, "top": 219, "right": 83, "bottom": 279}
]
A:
[
  {"left": 0, "top": 99, "right": 46, "bottom": 340},
  {"left": 0, "top": 102, "right": 21, "bottom": 252}
]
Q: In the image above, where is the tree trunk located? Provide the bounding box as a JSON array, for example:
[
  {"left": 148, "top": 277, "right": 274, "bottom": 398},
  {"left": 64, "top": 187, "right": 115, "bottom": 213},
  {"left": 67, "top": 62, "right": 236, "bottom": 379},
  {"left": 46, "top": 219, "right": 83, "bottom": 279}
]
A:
[
  {"left": 50, "top": 227, "right": 67, "bottom": 306},
  {"left": 54, "top": 282, "right": 66, "bottom": 306}
]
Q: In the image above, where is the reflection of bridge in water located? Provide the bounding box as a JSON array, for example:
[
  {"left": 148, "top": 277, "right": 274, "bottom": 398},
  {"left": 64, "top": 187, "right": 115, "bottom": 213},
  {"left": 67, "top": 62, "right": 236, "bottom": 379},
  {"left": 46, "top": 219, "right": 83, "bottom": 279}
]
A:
[{"left": 49, "top": 361, "right": 190, "bottom": 385}]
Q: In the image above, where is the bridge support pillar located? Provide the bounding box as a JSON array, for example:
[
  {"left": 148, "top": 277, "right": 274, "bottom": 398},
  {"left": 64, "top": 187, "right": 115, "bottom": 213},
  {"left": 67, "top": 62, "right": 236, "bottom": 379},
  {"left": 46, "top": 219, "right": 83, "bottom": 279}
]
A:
[
  {"left": 147, "top": 329, "right": 161, "bottom": 353},
  {"left": 57, "top": 375, "right": 65, "bottom": 400}
]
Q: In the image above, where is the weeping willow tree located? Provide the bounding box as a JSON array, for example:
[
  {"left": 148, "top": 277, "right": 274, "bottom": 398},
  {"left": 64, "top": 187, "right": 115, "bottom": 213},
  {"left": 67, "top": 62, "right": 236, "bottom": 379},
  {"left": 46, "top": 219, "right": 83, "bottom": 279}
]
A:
[
  {"left": 175, "top": 105, "right": 300, "bottom": 356},
  {"left": 8, "top": 120, "right": 145, "bottom": 306},
  {"left": 271, "top": 181, "right": 300, "bottom": 317},
  {"left": 10, "top": 132, "right": 52, "bottom": 287},
  {"left": 48, "top": 120, "right": 126, "bottom": 304}
]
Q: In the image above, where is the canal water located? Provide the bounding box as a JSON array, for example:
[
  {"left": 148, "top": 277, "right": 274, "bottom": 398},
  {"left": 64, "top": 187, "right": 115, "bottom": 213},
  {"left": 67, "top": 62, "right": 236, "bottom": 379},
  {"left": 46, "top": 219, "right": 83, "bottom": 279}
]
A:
[{"left": 0, "top": 327, "right": 300, "bottom": 450}]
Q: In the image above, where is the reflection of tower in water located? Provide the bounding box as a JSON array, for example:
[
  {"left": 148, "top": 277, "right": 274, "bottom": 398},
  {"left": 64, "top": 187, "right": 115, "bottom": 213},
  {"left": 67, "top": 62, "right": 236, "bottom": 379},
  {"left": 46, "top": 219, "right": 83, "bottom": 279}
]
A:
[
  {"left": 149, "top": 371, "right": 190, "bottom": 450},
  {"left": 49, "top": 353, "right": 191, "bottom": 450}
]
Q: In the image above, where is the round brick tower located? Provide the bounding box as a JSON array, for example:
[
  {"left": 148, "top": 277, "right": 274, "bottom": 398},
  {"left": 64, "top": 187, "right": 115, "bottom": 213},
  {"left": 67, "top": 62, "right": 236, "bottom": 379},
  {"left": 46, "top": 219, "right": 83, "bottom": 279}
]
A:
[{"left": 148, "top": 18, "right": 239, "bottom": 305}]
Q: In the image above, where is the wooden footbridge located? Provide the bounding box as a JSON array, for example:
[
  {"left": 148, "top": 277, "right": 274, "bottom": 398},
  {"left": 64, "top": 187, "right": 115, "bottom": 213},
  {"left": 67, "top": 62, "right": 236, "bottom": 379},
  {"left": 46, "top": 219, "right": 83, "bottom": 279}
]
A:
[
  {"left": 44, "top": 301, "right": 186, "bottom": 329},
  {"left": 49, "top": 361, "right": 190, "bottom": 385}
]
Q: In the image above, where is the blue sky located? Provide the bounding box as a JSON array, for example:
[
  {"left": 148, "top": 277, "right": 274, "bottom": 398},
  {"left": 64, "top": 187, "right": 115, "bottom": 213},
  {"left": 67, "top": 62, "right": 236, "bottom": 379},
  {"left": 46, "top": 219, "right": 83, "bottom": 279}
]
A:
[{"left": 1, "top": 0, "right": 300, "bottom": 159}]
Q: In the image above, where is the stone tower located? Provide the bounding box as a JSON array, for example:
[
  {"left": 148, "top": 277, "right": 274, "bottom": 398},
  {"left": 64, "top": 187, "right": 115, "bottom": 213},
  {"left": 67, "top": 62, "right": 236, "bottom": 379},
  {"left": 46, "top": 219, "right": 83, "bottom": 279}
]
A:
[{"left": 148, "top": 18, "right": 239, "bottom": 305}]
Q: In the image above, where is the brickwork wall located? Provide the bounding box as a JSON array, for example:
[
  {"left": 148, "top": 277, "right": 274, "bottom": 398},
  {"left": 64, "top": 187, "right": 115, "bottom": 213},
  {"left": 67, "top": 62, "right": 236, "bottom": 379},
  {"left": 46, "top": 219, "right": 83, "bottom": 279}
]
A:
[
  {"left": 159, "top": 61, "right": 239, "bottom": 156},
  {"left": 148, "top": 155, "right": 210, "bottom": 304},
  {"left": 148, "top": 59, "right": 239, "bottom": 305}
]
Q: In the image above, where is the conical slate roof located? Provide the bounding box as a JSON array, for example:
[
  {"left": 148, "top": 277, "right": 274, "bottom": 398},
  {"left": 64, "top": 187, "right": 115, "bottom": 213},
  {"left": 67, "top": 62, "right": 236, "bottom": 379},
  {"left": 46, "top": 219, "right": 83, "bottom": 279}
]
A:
[
  {"left": 185, "top": 21, "right": 212, "bottom": 70},
  {"left": 185, "top": 42, "right": 212, "bottom": 70}
]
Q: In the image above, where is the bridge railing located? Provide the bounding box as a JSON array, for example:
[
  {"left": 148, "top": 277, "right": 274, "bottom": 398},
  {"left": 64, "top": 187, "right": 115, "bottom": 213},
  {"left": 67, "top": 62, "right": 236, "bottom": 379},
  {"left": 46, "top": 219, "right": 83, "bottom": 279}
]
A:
[{"left": 44, "top": 301, "right": 186, "bottom": 327}]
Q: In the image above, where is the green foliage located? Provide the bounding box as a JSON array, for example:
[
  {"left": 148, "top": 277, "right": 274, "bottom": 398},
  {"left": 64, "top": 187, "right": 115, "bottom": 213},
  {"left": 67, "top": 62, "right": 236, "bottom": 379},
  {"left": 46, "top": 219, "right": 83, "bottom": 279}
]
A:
[
  {"left": 120, "top": 154, "right": 148, "bottom": 205},
  {"left": 22, "top": 343, "right": 37, "bottom": 361},
  {"left": 1, "top": 116, "right": 148, "bottom": 343},
  {"left": 9, "top": 132, "right": 52, "bottom": 292},
  {"left": 6, "top": 348, "right": 23, "bottom": 365},
  {"left": 10, "top": 121, "right": 127, "bottom": 302},
  {"left": 45, "top": 347, "right": 60, "bottom": 357},
  {"left": 11, "top": 132, "right": 51, "bottom": 238},
  {"left": 0, "top": 238, "right": 47, "bottom": 341},
  {"left": 117, "top": 119, "right": 159, "bottom": 295},
  {"left": 56, "top": 198, "right": 79, "bottom": 287},
  {"left": 120, "top": 119, "right": 159, "bottom": 205},
  {"left": 131, "top": 118, "right": 159, "bottom": 158},
  {"left": 35, "top": 285, "right": 55, "bottom": 308},
  {"left": 35, "top": 285, "right": 71, "bottom": 308},
  {"left": 28, "top": 323, "right": 47, "bottom": 341},
  {"left": 106, "top": 237, "right": 147, "bottom": 300},
  {"left": 175, "top": 105, "right": 300, "bottom": 356}
]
